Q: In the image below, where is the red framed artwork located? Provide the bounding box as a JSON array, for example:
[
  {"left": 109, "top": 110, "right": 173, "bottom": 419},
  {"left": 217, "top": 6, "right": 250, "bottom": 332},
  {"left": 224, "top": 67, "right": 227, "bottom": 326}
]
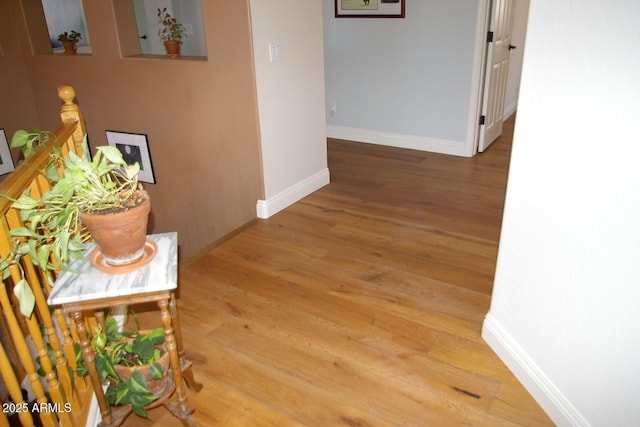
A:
[{"left": 335, "top": 0, "right": 405, "bottom": 18}]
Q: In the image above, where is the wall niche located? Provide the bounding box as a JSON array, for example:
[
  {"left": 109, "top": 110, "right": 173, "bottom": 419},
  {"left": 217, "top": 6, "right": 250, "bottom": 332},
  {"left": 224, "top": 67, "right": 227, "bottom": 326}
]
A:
[
  {"left": 20, "top": 0, "right": 92, "bottom": 55},
  {"left": 114, "top": 0, "right": 207, "bottom": 59}
]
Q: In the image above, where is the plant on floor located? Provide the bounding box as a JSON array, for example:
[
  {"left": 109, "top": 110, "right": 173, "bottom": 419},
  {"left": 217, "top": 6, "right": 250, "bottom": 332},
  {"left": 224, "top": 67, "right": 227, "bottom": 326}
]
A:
[{"left": 78, "top": 317, "right": 168, "bottom": 417}]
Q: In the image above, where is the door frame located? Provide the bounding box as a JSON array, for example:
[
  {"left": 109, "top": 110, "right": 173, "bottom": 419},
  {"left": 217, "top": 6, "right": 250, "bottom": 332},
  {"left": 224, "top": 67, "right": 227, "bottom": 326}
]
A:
[
  {"left": 467, "top": 0, "right": 493, "bottom": 157},
  {"left": 469, "top": 0, "right": 528, "bottom": 156}
]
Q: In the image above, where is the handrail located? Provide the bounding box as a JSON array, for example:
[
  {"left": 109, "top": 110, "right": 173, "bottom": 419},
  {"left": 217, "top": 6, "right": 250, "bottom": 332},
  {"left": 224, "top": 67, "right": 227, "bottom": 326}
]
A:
[
  {"left": 0, "top": 121, "right": 77, "bottom": 207},
  {"left": 0, "top": 86, "right": 91, "bottom": 427}
]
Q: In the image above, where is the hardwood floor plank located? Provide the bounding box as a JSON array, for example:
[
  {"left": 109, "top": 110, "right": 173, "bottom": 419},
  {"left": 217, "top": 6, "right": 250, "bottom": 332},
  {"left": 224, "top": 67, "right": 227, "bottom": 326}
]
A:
[
  {"left": 124, "top": 115, "right": 553, "bottom": 426},
  {"left": 182, "top": 275, "right": 495, "bottom": 425}
]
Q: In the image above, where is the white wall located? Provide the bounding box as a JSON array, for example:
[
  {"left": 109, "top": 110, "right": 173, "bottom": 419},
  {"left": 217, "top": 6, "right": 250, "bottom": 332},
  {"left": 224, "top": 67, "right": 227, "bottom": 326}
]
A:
[
  {"left": 250, "top": 0, "right": 329, "bottom": 218},
  {"left": 323, "top": 0, "right": 484, "bottom": 157},
  {"left": 483, "top": 0, "right": 640, "bottom": 425}
]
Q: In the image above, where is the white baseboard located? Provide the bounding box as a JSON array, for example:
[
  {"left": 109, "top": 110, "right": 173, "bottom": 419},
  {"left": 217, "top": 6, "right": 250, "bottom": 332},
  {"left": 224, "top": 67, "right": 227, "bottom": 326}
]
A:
[
  {"left": 327, "top": 125, "right": 472, "bottom": 157},
  {"left": 256, "top": 168, "right": 330, "bottom": 219},
  {"left": 482, "top": 313, "right": 590, "bottom": 427}
]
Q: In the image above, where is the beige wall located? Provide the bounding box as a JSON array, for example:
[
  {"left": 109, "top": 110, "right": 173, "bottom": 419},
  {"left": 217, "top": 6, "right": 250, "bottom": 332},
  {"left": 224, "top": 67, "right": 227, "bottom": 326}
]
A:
[
  {"left": 0, "top": 1, "right": 38, "bottom": 151},
  {"left": 250, "top": 0, "right": 329, "bottom": 217},
  {"left": 0, "top": 0, "right": 263, "bottom": 260}
]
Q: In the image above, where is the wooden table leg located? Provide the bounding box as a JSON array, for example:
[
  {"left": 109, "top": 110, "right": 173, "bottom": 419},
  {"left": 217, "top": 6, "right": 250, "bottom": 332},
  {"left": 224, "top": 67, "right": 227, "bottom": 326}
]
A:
[
  {"left": 169, "top": 292, "right": 202, "bottom": 392},
  {"left": 71, "top": 310, "right": 114, "bottom": 426},
  {"left": 158, "top": 297, "right": 195, "bottom": 425}
]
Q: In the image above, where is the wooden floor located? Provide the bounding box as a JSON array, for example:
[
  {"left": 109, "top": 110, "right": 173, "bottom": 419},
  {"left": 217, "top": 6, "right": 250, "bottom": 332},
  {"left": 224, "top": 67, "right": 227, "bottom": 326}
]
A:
[{"left": 127, "top": 115, "right": 554, "bottom": 426}]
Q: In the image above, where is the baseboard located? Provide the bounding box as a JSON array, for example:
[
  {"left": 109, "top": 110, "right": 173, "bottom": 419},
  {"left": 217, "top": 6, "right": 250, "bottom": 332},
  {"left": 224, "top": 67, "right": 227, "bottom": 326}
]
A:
[
  {"left": 256, "top": 168, "right": 330, "bottom": 219},
  {"left": 482, "top": 313, "right": 590, "bottom": 427},
  {"left": 327, "top": 125, "right": 472, "bottom": 157}
]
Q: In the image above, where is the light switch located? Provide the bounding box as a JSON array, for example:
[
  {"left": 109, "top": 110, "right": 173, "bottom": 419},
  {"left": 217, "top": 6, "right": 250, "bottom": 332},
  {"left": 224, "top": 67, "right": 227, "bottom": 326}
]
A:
[{"left": 269, "top": 42, "right": 281, "bottom": 62}]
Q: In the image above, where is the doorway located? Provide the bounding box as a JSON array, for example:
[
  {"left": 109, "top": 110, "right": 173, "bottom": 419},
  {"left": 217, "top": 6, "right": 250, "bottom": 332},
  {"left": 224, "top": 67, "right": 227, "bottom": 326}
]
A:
[{"left": 477, "top": 0, "right": 529, "bottom": 152}]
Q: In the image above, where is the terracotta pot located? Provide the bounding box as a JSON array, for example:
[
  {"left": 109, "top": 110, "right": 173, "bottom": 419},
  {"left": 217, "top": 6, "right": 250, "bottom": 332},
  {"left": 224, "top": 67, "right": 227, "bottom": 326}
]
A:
[
  {"left": 114, "top": 347, "right": 170, "bottom": 397},
  {"left": 62, "top": 42, "right": 76, "bottom": 55},
  {"left": 80, "top": 190, "right": 151, "bottom": 266},
  {"left": 163, "top": 40, "right": 180, "bottom": 58}
]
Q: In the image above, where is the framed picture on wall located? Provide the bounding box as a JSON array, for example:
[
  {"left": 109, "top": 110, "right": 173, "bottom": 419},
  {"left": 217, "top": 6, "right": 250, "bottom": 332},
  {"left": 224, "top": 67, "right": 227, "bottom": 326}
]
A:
[
  {"left": 335, "top": 0, "right": 405, "bottom": 18},
  {"left": 105, "top": 130, "right": 156, "bottom": 184},
  {"left": 0, "top": 129, "right": 16, "bottom": 175}
]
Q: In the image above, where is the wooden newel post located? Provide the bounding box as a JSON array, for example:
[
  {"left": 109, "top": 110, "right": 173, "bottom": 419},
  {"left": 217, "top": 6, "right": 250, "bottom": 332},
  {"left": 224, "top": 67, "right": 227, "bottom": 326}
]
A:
[{"left": 58, "top": 85, "right": 88, "bottom": 158}]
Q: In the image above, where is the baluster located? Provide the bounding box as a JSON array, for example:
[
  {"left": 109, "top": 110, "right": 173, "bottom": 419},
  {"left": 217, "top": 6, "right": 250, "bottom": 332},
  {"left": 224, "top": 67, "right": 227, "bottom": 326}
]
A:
[
  {"left": 0, "top": 341, "right": 35, "bottom": 427},
  {"left": 30, "top": 283, "right": 79, "bottom": 422},
  {"left": 23, "top": 308, "right": 74, "bottom": 426},
  {"left": 0, "top": 284, "right": 57, "bottom": 427},
  {"left": 5, "top": 197, "right": 78, "bottom": 416},
  {"left": 55, "top": 309, "right": 88, "bottom": 397}
]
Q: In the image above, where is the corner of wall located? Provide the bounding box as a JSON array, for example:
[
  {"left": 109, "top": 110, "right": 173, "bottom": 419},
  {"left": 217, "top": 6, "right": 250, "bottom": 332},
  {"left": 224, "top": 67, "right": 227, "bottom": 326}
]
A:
[
  {"left": 256, "top": 168, "right": 330, "bottom": 219},
  {"left": 482, "top": 313, "right": 590, "bottom": 427}
]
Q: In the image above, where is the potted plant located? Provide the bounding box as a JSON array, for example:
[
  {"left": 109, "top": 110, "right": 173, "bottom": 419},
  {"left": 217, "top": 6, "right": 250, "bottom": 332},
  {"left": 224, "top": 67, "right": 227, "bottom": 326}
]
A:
[
  {"left": 85, "top": 317, "right": 170, "bottom": 418},
  {"left": 57, "top": 30, "right": 82, "bottom": 55},
  {"left": 157, "top": 8, "right": 186, "bottom": 57},
  {"left": 1, "top": 133, "right": 151, "bottom": 316}
]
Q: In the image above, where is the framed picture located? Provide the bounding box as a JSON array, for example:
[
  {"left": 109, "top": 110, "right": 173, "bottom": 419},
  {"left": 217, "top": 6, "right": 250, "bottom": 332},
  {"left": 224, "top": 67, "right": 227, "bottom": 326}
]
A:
[
  {"left": 335, "top": 0, "right": 405, "bottom": 18},
  {"left": 105, "top": 130, "right": 156, "bottom": 184},
  {"left": 0, "top": 129, "right": 16, "bottom": 175}
]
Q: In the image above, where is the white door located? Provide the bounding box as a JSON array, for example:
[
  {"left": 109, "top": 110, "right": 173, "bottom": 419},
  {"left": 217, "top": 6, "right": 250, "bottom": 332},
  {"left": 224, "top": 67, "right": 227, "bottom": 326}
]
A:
[
  {"left": 478, "top": 0, "right": 515, "bottom": 152},
  {"left": 134, "top": 0, "right": 173, "bottom": 55}
]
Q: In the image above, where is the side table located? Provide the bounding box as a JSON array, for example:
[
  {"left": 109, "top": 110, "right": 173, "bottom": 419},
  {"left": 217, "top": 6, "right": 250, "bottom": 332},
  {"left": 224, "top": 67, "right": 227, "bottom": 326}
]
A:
[{"left": 48, "top": 232, "right": 202, "bottom": 426}]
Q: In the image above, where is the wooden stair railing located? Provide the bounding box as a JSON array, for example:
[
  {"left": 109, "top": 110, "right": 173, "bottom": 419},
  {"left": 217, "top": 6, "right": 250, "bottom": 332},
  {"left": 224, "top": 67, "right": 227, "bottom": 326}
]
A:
[{"left": 0, "top": 85, "right": 93, "bottom": 427}]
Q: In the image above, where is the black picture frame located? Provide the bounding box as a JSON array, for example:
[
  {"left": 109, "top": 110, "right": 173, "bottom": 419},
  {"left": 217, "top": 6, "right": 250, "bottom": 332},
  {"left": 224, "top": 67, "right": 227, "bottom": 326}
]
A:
[
  {"left": 0, "top": 128, "right": 16, "bottom": 175},
  {"left": 105, "top": 130, "right": 156, "bottom": 184}
]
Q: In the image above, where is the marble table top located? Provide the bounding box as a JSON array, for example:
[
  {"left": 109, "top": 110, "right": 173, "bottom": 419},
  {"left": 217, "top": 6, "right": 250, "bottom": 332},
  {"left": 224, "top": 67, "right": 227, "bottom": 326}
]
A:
[{"left": 48, "top": 232, "right": 178, "bottom": 306}]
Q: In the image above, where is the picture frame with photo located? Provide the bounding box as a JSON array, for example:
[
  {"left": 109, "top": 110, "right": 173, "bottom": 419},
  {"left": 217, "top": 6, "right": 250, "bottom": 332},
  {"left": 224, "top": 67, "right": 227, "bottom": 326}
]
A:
[
  {"left": 0, "top": 129, "right": 16, "bottom": 175},
  {"left": 335, "top": 0, "right": 405, "bottom": 18},
  {"left": 105, "top": 130, "right": 156, "bottom": 184}
]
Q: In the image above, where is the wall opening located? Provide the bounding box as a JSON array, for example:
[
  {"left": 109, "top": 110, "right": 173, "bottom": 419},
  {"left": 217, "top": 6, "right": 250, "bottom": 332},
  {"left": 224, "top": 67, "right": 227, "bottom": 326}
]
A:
[
  {"left": 114, "top": 0, "right": 207, "bottom": 59},
  {"left": 41, "top": 0, "right": 92, "bottom": 54}
]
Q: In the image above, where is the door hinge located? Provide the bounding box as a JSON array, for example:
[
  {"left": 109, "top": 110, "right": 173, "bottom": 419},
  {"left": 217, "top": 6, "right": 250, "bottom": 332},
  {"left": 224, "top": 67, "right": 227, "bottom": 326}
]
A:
[
  {"left": 487, "top": 31, "right": 494, "bottom": 43},
  {"left": 479, "top": 115, "right": 486, "bottom": 125}
]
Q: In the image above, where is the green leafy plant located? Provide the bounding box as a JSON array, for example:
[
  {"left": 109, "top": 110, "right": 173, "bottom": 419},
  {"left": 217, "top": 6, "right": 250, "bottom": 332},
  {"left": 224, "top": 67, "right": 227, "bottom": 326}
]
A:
[
  {"left": 57, "top": 30, "right": 82, "bottom": 44},
  {"left": 83, "top": 318, "right": 167, "bottom": 418},
  {"left": 157, "top": 8, "right": 186, "bottom": 43},
  {"left": 10, "top": 127, "right": 55, "bottom": 158},
  {"left": 1, "top": 131, "right": 142, "bottom": 317},
  {"left": 9, "top": 144, "right": 141, "bottom": 263}
]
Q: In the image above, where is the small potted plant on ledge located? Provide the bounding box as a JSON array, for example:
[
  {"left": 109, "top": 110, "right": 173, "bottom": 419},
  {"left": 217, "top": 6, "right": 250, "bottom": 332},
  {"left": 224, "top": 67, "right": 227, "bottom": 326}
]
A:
[
  {"left": 157, "top": 8, "right": 186, "bottom": 57},
  {"left": 81, "top": 317, "right": 170, "bottom": 418},
  {"left": 57, "top": 30, "right": 82, "bottom": 55}
]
